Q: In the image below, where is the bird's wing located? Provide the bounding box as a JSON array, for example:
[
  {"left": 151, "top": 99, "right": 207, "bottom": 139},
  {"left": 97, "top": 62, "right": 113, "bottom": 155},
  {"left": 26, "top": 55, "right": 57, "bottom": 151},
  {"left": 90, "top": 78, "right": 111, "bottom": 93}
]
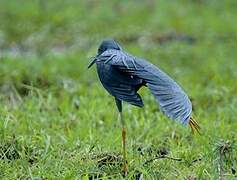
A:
[
  {"left": 98, "top": 49, "right": 192, "bottom": 125},
  {"left": 97, "top": 62, "right": 144, "bottom": 107}
]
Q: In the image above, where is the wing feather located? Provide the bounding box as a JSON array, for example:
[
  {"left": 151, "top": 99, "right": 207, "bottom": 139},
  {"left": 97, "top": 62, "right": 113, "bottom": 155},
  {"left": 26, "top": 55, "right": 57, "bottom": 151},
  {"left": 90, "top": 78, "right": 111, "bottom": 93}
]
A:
[{"left": 98, "top": 49, "right": 192, "bottom": 124}]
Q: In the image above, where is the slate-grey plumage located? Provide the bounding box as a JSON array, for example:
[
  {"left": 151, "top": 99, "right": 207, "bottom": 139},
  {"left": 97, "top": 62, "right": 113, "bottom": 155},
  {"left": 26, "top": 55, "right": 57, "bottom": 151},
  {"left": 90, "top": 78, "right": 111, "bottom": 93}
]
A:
[{"left": 88, "top": 39, "right": 200, "bottom": 175}]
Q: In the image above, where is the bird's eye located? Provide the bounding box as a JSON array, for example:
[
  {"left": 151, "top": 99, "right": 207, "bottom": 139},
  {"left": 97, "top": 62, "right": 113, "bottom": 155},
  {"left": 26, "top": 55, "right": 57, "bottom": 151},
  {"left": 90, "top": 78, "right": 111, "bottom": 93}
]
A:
[{"left": 98, "top": 47, "right": 105, "bottom": 52}]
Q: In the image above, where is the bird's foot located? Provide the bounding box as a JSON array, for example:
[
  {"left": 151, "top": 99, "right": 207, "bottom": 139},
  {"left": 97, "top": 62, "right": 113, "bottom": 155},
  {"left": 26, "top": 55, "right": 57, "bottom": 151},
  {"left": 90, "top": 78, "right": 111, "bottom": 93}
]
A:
[{"left": 122, "top": 165, "right": 128, "bottom": 177}]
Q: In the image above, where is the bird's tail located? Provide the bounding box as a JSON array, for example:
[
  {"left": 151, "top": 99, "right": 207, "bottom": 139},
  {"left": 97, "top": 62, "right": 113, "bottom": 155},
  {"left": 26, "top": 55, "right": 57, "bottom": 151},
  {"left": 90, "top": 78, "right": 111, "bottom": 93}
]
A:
[{"left": 189, "top": 117, "right": 201, "bottom": 135}]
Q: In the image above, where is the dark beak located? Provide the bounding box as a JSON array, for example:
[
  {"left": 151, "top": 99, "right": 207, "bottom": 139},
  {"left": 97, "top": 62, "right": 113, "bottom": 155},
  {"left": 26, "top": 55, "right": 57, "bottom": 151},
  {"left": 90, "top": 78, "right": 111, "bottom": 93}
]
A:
[{"left": 88, "top": 58, "right": 97, "bottom": 69}]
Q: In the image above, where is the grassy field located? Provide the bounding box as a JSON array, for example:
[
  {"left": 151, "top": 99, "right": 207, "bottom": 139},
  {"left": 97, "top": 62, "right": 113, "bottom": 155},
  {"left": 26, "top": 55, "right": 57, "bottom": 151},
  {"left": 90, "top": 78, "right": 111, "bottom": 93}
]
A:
[{"left": 0, "top": 0, "right": 237, "bottom": 179}]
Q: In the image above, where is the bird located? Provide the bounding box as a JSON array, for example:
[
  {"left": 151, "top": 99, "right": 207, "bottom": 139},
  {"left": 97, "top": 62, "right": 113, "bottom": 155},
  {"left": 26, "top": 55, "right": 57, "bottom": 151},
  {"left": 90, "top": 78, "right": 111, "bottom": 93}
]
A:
[{"left": 88, "top": 39, "right": 200, "bottom": 175}]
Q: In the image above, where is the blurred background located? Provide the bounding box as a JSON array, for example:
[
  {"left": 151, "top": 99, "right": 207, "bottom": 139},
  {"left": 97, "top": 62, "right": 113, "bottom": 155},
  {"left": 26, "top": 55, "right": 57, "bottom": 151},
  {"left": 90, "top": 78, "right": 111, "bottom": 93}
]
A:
[{"left": 0, "top": 0, "right": 236, "bottom": 178}]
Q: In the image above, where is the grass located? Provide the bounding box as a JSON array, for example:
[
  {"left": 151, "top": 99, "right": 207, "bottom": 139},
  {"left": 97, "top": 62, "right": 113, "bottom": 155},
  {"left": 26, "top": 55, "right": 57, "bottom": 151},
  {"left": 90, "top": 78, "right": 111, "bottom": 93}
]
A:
[{"left": 0, "top": 0, "right": 237, "bottom": 179}]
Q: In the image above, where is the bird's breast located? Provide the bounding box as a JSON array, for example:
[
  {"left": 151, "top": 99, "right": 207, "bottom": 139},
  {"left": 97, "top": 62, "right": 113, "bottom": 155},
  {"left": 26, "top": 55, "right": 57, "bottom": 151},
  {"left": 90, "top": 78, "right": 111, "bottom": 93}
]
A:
[
  {"left": 95, "top": 62, "right": 143, "bottom": 97},
  {"left": 96, "top": 62, "right": 115, "bottom": 84}
]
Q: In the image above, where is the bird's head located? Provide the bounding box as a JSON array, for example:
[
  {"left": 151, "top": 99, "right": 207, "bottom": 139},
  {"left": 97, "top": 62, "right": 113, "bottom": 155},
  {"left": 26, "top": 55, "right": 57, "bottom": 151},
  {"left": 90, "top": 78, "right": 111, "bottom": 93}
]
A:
[
  {"left": 98, "top": 39, "right": 121, "bottom": 55},
  {"left": 88, "top": 39, "right": 121, "bottom": 69}
]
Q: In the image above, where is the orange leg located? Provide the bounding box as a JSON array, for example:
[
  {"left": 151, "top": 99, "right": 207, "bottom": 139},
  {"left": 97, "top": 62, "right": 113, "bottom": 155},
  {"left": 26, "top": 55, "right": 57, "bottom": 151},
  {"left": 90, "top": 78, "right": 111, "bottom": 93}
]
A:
[
  {"left": 122, "top": 126, "right": 128, "bottom": 175},
  {"left": 119, "top": 112, "right": 128, "bottom": 176}
]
